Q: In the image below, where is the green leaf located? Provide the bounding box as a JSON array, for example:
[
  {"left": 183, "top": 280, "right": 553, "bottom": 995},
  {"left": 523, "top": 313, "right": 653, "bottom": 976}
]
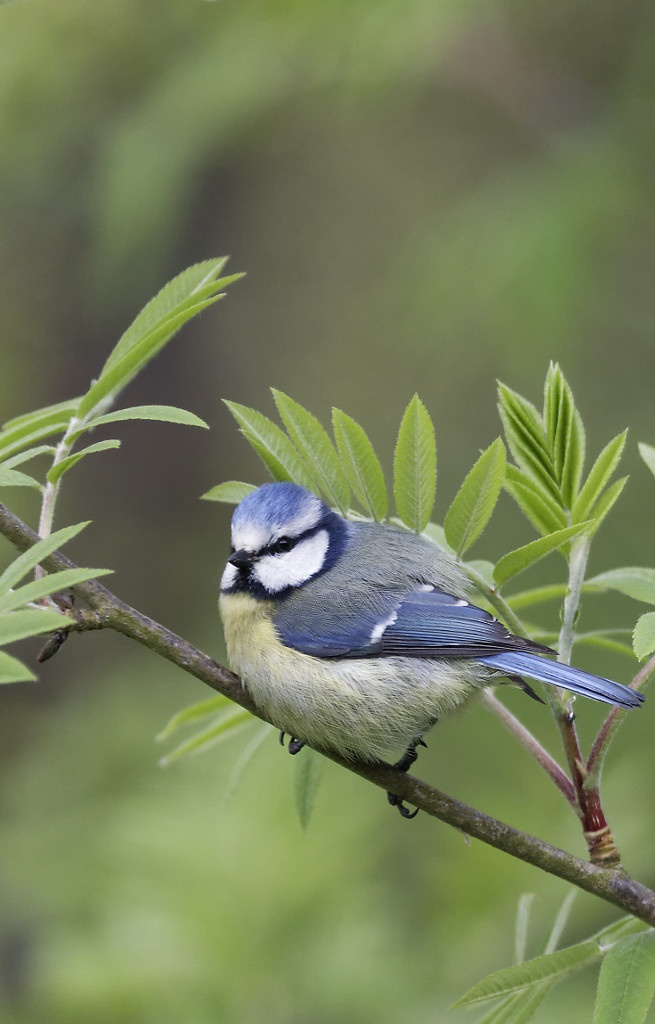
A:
[
  {"left": 46, "top": 439, "right": 121, "bottom": 485},
  {"left": 332, "top": 408, "right": 387, "bottom": 520},
  {"left": 200, "top": 481, "right": 257, "bottom": 504},
  {"left": 543, "top": 363, "right": 585, "bottom": 507},
  {"left": 0, "top": 401, "right": 77, "bottom": 460},
  {"left": 587, "top": 568, "right": 655, "bottom": 605},
  {"left": 572, "top": 431, "right": 627, "bottom": 522},
  {"left": 293, "top": 746, "right": 323, "bottom": 830},
  {"left": 633, "top": 613, "right": 655, "bottom": 661},
  {"left": 638, "top": 442, "right": 655, "bottom": 480},
  {"left": 77, "top": 302, "right": 218, "bottom": 419},
  {"left": 508, "top": 584, "right": 568, "bottom": 611},
  {"left": 393, "top": 394, "right": 436, "bottom": 533},
  {"left": 102, "top": 259, "right": 233, "bottom": 370},
  {"left": 0, "top": 567, "right": 112, "bottom": 613},
  {"left": 223, "top": 723, "right": 272, "bottom": 806},
  {"left": 88, "top": 405, "right": 208, "bottom": 430},
  {"left": 0, "top": 522, "right": 89, "bottom": 591},
  {"left": 271, "top": 390, "right": 350, "bottom": 513},
  {"left": 594, "top": 930, "right": 655, "bottom": 1024},
  {"left": 475, "top": 983, "right": 555, "bottom": 1024},
  {"left": 504, "top": 467, "right": 568, "bottom": 536},
  {"left": 498, "top": 383, "right": 559, "bottom": 502},
  {"left": 223, "top": 400, "right": 317, "bottom": 489},
  {"left": 156, "top": 694, "right": 232, "bottom": 741},
  {"left": 494, "top": 522, "right": 593, "bottom": 587},
  {"left": 0, "top": 650, "right": 36, "bottom": 684},
  {"left": 0, "top": 608, "right": 69, "bottom": 645},
  {"left": 77, "top": 261, "right": 242, "bottom": 420},
  {"left": 543, "top": 892, "right": 577, "bottom": 955},
  {"left": 0, "top": 466, "right": 42, "bottom": 490},
  {"left": 444, "top": 438, "right": 506, "bottom": 555},
  {"left": 1, "top": 398, "right": 78, "bottom": 432},
  {"left": 159, "top": 706, "right": 253, "bottom": 766},
  {"left": 1, "top": 445, "right": 54, "bottom": 469},
  {"left": 586, "top": 477, "right": 628, "bottom": 535},
  {"left": 515, "top": 893, "right": 535, "bottom": 965},
  {"left": 0, "top": 418, "right": 72, "bottom": 462},
  {"left": 455, "top": 940, "right": 600, "bottom": 1007}
]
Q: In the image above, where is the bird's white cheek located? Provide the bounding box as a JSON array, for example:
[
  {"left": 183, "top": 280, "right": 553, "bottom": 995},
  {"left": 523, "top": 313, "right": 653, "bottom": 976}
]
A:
[
  {"left": 220, "top": 562, "right": 239, "bottom": 591},
  {"left": 254, "top": 530, "right": 329, "bottom": 593}
]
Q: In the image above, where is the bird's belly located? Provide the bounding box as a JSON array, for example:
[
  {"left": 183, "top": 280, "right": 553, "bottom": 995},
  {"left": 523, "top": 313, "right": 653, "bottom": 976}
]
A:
[{"left": 220, "top": 593, "right": 481, "bottom": 762}]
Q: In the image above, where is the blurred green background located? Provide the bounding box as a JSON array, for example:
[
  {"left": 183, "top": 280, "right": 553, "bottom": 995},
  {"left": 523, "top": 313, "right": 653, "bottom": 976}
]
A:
[{"left": 2, "top": 1, "right": 655, "bottom": 1021}]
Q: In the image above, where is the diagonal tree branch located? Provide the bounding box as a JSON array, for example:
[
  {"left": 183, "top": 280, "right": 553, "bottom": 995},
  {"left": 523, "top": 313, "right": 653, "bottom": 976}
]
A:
[{"left": 1, "top": 499, "right": 655, "bottom": 925}]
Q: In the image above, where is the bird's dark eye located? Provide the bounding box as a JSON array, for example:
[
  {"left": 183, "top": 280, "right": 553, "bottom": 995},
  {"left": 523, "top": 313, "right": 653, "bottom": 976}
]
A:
[{"left": 270, "top": 536, "right": 295, "bottom": 555}]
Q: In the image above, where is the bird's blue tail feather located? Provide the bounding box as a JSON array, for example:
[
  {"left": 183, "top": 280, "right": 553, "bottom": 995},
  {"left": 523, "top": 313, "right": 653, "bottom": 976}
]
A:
[{"left": 479, "top": 651, "right": 644, "bottom": 710}]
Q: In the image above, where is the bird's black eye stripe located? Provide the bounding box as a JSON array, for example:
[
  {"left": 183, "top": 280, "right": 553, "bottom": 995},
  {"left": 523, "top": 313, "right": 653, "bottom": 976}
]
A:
[{"left": 268, "top": 536, "right": 296, "bottom": 555}]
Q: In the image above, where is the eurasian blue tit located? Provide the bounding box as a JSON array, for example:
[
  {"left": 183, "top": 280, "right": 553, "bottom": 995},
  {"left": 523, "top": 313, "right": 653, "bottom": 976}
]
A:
[{"left": 219, "top": 482, "right": 643, "bottom": 811}]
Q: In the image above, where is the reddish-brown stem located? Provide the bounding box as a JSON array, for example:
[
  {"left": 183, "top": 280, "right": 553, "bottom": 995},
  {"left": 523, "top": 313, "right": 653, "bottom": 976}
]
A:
[{"left": 557, "top": 711, "right": 620, "bottom": 867}]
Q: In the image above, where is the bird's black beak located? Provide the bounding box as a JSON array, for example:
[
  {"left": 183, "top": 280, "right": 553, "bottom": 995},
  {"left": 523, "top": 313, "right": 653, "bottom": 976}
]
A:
[{"left": 228, "top": 548, "right": 256, "bottom": 570}]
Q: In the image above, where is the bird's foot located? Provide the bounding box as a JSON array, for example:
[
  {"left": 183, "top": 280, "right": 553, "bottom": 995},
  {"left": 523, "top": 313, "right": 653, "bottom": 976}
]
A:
[
  {"left": 279, "top": 732, "right": 306, "bottom": 755},
  {"left": 386, "top": 791, "right": 419, "bottom": 819},
  {"left": 386, "top": 738, "right": 427, "bottom": 819}
]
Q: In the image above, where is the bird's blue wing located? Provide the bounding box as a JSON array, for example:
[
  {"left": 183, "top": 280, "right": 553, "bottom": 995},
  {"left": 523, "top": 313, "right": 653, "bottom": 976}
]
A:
[
  {"left": 274, "top": 585, "right": 547, "bottom": 659},
  {"left": 375, "top": 588, "right": 545, "bottom": 657}
]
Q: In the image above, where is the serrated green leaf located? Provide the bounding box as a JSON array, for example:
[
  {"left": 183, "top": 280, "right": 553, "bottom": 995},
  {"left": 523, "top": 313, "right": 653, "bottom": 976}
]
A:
[
  {"left": 159, "top": 706, "right": 253, "bottom": 766},
  {"left": 498, "top": 383, "right": 559, "bottom": 502},
  {"left": 0, "top": 650, "right": 36, "bottom": 684},
  {"left": 633, "top": 612, "right": 655, "bottom": 660},
  {"left": 1, "top": 398, "right": 78, "bottom": 432},
  {"left": 77, "top": 300, "right": 220, "bottom": 419},
  {"left": 572, "top": 431, "right": 627, "bottom": 522},
  {"left": 156, "top": 694, "right": 232, "bottom": 741},
  {"left": 88, "top": 405, "right": 208, "bottom": 430},
  {"left": 444, "top": 438, "right": 506, "bottom": 555},
  {"left": 103, "top": 259, "right": 234, "bottom": 370},
  {"left": 200, "top": 481, "right": 257, "bottom": 504},
  {"left": 638, "top": 442, "right": 655, "bottom": 481},
  {"left": 0, "top": 418, "right": 72, "bottom": 462},
  {"left": 293, "top": 746, "right": 323, "bottom": 830},
  {"left": 454, "top": 940, "right": 600, "bottom": 1006},
  {"left": 0, "top": 567, "right": 112, "bottom": 614},
  {"left": 543, "top": 363, "right": 586, "bottom": 507},
  {"left": 0, "top": 466, "right": 42, "bottom": 489},
  {"left": 475, "top": 983, "right": 555, "bottom": 1024},
  {"left": 46, "top": 439, "right": 121, "bottom": 485},
  {"left": 504, "top": 467, "right": 568, "bottom": 536},
  {"left": 587, "top": 567, "right": 655, "bottom": 605},
  {"left": 332, "top": 408, "right": 387, "bottom": 520},
  {"left": 0, "top": 522, "right": 89, "bottom": 592},
  {"left": 1, "top": 445, "right": 55, "bottom": 469},
  {"left": 494, "top": 522, "right": 592, "bottom": 587},
  {"left": 0, "top": 608, "right": 69, "bottom": 645},
  {"left": 594, "top": 930, "right": 655, "bottom": 1024},
  {"left": 223, "top": 400, "right": 317, "bottom": 489},
  {"left": 272, "top": 390, "right": 350, "bottom": 513},
  {"left": 586, "top": 477, "right": 627, "bottom": 535},
  {"left": 393, "top": 394, "right": 436, "bottom": 533}
]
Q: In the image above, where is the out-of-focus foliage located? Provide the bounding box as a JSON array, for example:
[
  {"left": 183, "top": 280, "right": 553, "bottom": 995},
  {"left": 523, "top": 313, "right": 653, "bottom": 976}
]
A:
[{"left": 2, "top": 1, "right": 655, "bottom": 1021}]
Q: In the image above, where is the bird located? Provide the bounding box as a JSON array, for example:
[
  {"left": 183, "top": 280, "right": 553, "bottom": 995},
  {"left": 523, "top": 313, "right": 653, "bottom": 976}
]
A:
[{"left": 219, "top": 482, "right": 644, "bottom": 815}]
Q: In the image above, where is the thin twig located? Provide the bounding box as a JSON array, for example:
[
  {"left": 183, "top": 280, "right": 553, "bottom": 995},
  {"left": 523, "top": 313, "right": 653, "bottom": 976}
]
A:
[{"left": 480, "top": 690, "right": 576, "bottom": 805}]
